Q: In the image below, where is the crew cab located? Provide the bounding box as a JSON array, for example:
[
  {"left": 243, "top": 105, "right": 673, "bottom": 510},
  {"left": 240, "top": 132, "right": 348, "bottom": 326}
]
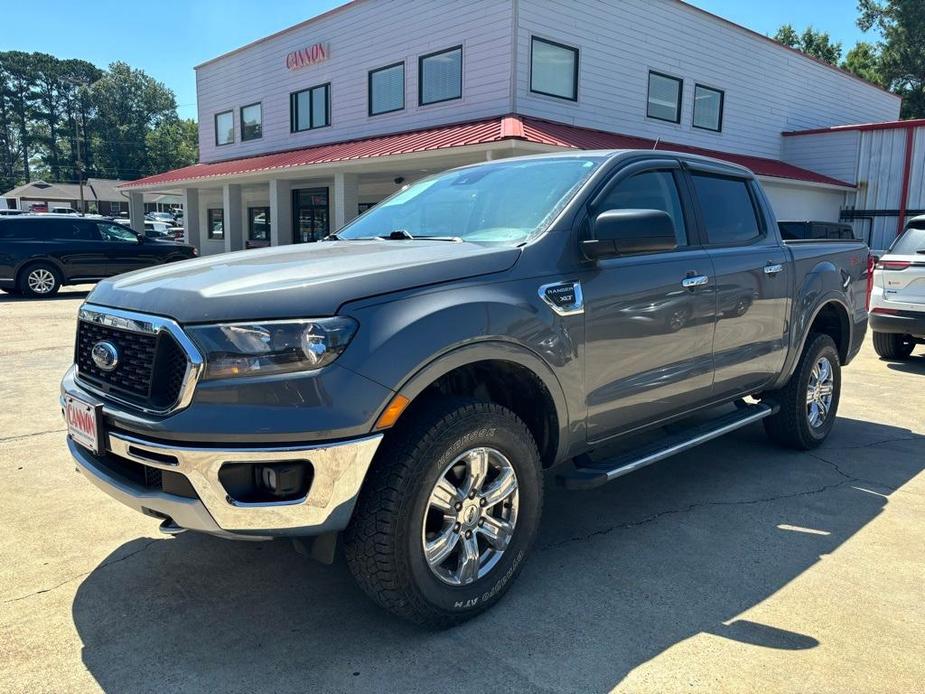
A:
[
  {"left": 869, "top": 215, "right": 925, "bottom": 359},
  {"left": 60, "top": 151, "right": 869, "bottom": 625},
  {"left": 0, "top": 216, "right": 197, "bottom": 297}
]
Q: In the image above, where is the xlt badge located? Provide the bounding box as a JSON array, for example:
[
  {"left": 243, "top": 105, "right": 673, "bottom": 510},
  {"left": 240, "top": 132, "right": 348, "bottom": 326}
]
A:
[{"left": 539, "top": 281, "right": 584, "bottom": 316}]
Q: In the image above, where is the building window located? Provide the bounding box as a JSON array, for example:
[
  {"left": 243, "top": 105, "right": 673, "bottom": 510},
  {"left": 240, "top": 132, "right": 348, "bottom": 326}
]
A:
[
  {"left": 693, "top": 84, "right": 724, "bottom": 132},
  {"left": 369, "top": 62, "right": 404, "bottom": 116},
  {"left": 207, "top": 208, "right": 224, "bottom": 239},
  {"left": 215, "top": 110, "right": 234, "bottom": 146},
  {"left": 291, "top": 83, "right": 330, "bottom": 132},
  {"left": 530, "top": 37, "right": 578, "bottom": 101},
  {"left": 248, "top": 206, "right": 270, "bottom": 244},
  {"left": 241, "top": 103, "right": 262, "bottom": 141},
  {"left": 419, "top": 46, "right": 462, "bottom": 106},
  {"left": 647, "top": 71, "right": 682, "bottom": 124}
]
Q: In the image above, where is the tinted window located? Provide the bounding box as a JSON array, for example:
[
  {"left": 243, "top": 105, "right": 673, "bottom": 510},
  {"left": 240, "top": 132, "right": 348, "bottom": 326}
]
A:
[
  {"left": 890, "top": 227, "right": 925, "bottom": 255},
  {"left": 97, "top": 222, "right": 139, "bottom": 243},
  {"left": 248, "top": 206, "right": 270, "bottom": 241},
  {"left": 691, "top": 174, "right": 761, "bottom": 244},
  {"left": 241, "top": 103, "right": 262, "bottom": 141},
  {"left": 208, "top": 209, "right": 224, "bottom": 239},
  {"left": 594, "top": 170, "right": 687, "bottom": 245},
  {"left": 0, "top": 220, "right": 38, "bottom": 239}
]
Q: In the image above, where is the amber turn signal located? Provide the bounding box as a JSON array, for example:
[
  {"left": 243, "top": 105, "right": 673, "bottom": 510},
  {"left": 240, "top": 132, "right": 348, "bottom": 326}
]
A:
[{"left": 375, "top": 394, "right": 410, "bottom": 430}]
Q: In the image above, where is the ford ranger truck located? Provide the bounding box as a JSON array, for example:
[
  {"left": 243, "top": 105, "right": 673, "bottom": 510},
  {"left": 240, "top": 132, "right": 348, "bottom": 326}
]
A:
[{"left": 61, "top": 151, "right": 869, "bottom": 626}]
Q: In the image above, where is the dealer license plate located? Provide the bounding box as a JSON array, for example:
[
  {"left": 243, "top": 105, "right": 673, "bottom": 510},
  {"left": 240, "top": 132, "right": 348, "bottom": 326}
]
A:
[{"left": 65, "top": 395, "right": 101, "bottom": 455}]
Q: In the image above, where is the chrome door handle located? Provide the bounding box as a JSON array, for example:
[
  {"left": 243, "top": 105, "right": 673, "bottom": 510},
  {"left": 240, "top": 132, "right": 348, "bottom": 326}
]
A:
[
  {"left": 681, "top": 275, "right": 709, "bottom": 288},
  {"left": 764, "top": 263, "right": 784, "bottom": 275}
]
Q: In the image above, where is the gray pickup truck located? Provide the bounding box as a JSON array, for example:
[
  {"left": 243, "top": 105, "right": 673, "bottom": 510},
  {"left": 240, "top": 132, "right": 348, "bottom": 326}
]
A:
[{"left": 61, "top": 151, "right": 869, "bottom": 625}]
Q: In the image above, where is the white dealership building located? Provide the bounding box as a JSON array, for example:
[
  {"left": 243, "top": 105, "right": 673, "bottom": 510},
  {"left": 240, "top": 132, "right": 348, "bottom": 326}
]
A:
[{"left": 120, "top": 0, "right": 909, "bottom": 255}]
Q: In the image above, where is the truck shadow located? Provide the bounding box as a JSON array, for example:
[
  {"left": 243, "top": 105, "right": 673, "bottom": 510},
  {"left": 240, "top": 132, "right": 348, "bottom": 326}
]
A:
[{"left": 71, "top": 416, "right": 923, "bottom": 692}]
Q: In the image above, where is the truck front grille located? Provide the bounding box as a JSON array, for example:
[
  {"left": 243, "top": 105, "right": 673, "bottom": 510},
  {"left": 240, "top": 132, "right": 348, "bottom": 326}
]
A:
[{"left": 76, "top": 320, "right": 189, "bottom": 410}]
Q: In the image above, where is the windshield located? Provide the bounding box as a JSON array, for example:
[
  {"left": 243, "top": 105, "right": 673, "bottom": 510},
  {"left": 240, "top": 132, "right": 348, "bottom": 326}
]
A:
[
  {"left": 890, "top": 226, "right": 925, "bottom": 255},
  {"left": 337, "top": 157, "right": 601, "bottom": 245}
]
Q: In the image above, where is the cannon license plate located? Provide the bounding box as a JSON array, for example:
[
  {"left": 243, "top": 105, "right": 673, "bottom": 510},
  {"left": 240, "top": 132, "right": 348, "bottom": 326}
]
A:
[{"left": 65, "top": 395, "right": 101, "bottom": 455}]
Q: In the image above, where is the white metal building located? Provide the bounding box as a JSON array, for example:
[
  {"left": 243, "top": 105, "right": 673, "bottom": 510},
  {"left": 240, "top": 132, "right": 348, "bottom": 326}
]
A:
[{"left": 120, "top": 0, "right": 902, "bottom": 255}]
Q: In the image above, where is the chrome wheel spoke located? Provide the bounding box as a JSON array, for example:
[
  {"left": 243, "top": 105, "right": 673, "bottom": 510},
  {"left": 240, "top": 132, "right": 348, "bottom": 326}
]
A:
[
  {"left": 455, "top": 533, "right": 480, "bottom": 584},
  {"left": 482, "top": 467, "right": 517, "bottom": 508},
  {"left": 818, "top": 383, "right": 834, "bottom": 397},
  {"left": 478, "top": 515, "right": 513, "bottom": 550},
  {"left": 429, "top": 478, "right": 459, "bottom": 515},
  {"left": 463, "top": 448, "right": 489, "bottom": 496},
  {"left": 424, "top": 524, "right": 460, "bottom": 566}
]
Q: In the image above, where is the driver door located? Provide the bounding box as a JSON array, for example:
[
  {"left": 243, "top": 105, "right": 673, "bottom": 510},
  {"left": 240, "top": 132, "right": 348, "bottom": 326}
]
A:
[{"left": 581, "top": 161, "right": 717, "bottom": 442}]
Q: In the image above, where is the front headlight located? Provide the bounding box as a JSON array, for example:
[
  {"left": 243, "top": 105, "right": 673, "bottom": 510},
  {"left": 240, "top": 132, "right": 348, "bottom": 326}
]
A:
[{"left": 188, "top": 317, "right": 357, "bottom": 380}]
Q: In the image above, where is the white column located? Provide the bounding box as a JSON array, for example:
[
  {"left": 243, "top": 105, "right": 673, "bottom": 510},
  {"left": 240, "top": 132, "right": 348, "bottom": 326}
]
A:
[
  {"left": 269, "top": 179, "right": 293, "bottom": 247},
  {"left": 182, "top": 187, "right": 201, "bottom": 250},
  {"left": 223, "top": 183, "right": 243, "bottom": 253},
  {"left": 128, "top": 191, "right": 144, "bottom": 234},
  {"left": 333, "top": 172, "right": 359, "bottom": 232}
]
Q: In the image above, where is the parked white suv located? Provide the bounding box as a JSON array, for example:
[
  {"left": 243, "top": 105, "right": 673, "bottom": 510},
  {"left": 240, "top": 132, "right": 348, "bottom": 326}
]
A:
[{"left": 869, "top": 215, "right": 925, "bottom": 359}]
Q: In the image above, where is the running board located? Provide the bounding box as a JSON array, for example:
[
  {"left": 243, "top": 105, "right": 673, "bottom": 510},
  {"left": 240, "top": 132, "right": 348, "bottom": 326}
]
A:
[{"left": 556, "top": 403, "right": 777, "bottom": 491}]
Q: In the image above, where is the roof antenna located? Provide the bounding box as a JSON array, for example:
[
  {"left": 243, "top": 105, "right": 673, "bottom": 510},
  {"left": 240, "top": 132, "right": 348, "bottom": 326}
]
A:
[{"left": 653, "top": 138, "right": 660, "bottom": 150}]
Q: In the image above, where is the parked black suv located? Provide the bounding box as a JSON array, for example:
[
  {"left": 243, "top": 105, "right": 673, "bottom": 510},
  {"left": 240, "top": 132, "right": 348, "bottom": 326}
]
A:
[{"left": 0, "top": 216, "right": 197, "bottom": 297}]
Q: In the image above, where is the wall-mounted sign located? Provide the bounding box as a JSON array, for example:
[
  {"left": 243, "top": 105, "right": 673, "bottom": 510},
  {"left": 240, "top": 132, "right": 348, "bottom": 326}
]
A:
[{"left": 286, "top": 42, "right": 329, "bottom": 70}]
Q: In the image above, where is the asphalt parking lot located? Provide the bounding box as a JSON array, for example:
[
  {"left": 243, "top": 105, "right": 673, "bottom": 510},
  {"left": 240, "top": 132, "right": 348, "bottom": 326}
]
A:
[{"left": 1, "top": 286, "right": 923, "bottom": 693}]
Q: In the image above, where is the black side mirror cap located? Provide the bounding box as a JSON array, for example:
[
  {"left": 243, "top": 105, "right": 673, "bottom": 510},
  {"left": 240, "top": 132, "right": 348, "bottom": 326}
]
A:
[{"left": 583, "top": 208, "right": 678, "bottom": 260}]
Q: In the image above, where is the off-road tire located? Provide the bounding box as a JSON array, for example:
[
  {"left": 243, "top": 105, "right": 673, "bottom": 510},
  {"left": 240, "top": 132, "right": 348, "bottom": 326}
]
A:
[
  {"left": 872, "top": 331, "right": 915, "bottom": 360},
  {"left": 18, "top": 262, "right": 62, "bottom": 298},
  {"left": 763, "top": 333, "right": 840, "bottom": 450},
  {"left": 343, "top": 399, "right": 543, "bottom": 627}
]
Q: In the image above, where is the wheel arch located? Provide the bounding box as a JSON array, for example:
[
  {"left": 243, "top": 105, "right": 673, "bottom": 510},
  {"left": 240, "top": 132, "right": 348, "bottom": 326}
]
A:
[
  {"left": 386, "top": 341, "right": 571, "bottom": 468},
  {"left": 15, "top": 256, "right": 65, "bottom": 287},
  {"left": 774, "top": 294, "right": 852, "bottom": 389}
]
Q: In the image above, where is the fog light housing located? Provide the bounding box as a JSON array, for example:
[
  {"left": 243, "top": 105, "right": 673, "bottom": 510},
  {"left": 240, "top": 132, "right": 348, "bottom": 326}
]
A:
[{"left": 219, "top": 461, "right": 313, "bottom": 503}]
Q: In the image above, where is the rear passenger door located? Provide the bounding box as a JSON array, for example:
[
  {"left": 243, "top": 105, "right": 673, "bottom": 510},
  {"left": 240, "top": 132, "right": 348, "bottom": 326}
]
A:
[
  {"left": 96, "top": 221, "right": 153, "bottom": 275},
  {"left": 686, "top": 165, "right": 790, "bottom": 398},
  {"left": 582, "top": 160, "right": 717, "bottom": 441},
  {"left": 46, "top": 219, "right": 108, "bottom": 281}
]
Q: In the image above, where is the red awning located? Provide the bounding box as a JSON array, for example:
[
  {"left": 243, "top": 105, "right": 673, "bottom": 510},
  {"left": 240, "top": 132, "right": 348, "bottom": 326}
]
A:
[{"left": 121, "top": 114, "right": 853, "bottom": 189}]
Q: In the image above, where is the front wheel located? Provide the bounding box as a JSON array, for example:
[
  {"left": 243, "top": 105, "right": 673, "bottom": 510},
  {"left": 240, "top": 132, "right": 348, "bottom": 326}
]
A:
[
  {"left": 344, "top": 400, "right": 543, "bottom": 626},
  {"left": 763, "top": 333, "right": 841, "bottom": 450},
  {"left": 19, "top": 262, "right": 61, "bottom": 298},
  {"left": 872, "top": 331, "right": 915, "bottom": 360}
]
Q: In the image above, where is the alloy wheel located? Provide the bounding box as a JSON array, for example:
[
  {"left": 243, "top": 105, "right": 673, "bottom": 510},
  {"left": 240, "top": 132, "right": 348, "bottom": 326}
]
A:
[
  {"left": 806, "top": 356, "right": 835, "bottom": 428},
  {"left": 27, "top": 268, "right": 56, "bottom": 294},
  {"left": 421, "top": 447, "right": 519, "bottom": 586}
]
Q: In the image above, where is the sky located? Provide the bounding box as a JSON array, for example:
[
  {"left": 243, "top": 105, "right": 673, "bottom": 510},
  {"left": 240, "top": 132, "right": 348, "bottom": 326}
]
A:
[{"left": 2, "top": 0, "right": 878, "bottom": 121}]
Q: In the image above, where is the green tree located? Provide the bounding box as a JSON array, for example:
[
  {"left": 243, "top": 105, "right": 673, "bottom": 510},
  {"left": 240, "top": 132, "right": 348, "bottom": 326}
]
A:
[
  {"left": 90, "top": 61, "right": 177, "bottom": 180},
  {"left": 0, "top": 51, "right": 39, "bottom": 183},
  {"left": 841, "top": 42, "right": 885, "bottom": 86},
  {"left": 858, "top": 0, "right": 925, "bottom": 118},
  {"left": 773, "top": 24, "right": 843, "bottom": 65},
  {"left": 144, "top": 117, "right": 198, "bottom": 176}
]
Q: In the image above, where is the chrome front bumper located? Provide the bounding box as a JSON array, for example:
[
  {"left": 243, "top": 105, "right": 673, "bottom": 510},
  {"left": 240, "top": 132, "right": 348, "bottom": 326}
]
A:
[{"left": 62, "top": 377, "right": 383, "bottom": 539}]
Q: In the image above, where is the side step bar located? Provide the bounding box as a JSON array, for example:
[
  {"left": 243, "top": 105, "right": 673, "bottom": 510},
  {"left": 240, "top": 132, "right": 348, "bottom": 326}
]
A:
[{"left": 556, "top": 403, "right": 777, "bottom": 491}]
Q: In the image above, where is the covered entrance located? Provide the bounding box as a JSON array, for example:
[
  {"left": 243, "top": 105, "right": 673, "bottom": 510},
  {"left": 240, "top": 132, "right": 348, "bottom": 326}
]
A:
[{"left": 293, "top": 188, "right": 329, "bottom": 243}]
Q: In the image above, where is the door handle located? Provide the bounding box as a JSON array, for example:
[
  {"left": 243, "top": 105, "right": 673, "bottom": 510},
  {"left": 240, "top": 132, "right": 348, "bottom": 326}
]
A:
[
  {"left": 681, "top": 275, "right": 709, "bottom": 288},
  {"left": 764, "top": 263, "right": 784, "bottom": 275}
]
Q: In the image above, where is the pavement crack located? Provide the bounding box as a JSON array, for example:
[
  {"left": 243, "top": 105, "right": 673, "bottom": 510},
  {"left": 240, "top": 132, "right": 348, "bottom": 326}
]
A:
[
  {"left": 2, "top": 538, "right": 160, "bottom": 604},
  {"left": 540, "top": 479, "right": 853, "bottom": 551},
  {"left": 0, "top": 428, "right": 66, "bottom": 443}
]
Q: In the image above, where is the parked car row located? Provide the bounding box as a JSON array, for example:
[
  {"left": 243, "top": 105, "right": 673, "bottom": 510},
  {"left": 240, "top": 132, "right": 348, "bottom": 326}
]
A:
[{"left": 0, "top": 215, "right": 197, "bottom": 298}]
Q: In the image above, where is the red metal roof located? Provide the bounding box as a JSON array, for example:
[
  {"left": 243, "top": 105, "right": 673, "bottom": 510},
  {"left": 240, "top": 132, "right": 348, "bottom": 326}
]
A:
[
  {"left": 121, "top": 114, "right": 853, "bottom": 190},
  {"left": 783, "top": 118, "right": 925, "bottom": 136}
]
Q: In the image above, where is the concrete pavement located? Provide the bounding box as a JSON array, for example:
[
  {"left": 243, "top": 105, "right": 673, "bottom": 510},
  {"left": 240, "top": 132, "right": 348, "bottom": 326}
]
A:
[{"left": 1, "top": 286, "right": 923, "bottom": 693}]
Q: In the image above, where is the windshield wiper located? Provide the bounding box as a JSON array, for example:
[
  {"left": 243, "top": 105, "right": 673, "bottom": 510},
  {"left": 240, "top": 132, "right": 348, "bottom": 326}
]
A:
[{"left": 379, "top": 229, "right": 415, "bottom": 240}]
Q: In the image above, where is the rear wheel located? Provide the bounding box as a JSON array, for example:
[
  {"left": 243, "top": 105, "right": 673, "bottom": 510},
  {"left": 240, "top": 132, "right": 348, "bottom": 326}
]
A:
[
  {"left": 763, "top": 333, "right": 841, "bottom": 450},
  {"left": 872, "top": 331, "right": 915, "bottom": 360},
  {"left": 344, "top": 399, "right": 543, "bottom": 626},
  {"left": 19, "top": 262, "right": 61, "bottom": 298}
]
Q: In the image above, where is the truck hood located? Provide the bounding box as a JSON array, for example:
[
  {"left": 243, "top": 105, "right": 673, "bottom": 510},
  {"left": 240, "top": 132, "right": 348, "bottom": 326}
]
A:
[{"left": 87, "top": 240, "right": 521, "bottom": 323}]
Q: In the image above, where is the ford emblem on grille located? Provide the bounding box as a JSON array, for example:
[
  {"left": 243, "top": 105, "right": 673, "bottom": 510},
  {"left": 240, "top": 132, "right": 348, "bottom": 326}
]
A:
[{"left": 91, "top": 341, "right": 120, "bottom": 372}]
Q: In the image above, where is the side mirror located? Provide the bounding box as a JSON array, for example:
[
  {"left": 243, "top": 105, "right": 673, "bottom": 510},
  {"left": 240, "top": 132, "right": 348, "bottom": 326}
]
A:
[{"left": 583, "top": 209, "right": 678, "bottom": 260}]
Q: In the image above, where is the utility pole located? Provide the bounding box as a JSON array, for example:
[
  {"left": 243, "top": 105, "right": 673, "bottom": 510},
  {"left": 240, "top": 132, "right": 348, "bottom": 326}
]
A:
[{"left": 75, "top": 116, "right": 85, "bottom": 214}]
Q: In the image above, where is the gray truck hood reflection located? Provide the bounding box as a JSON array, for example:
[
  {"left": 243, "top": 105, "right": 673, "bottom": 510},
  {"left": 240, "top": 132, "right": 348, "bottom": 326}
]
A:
[{"left": 87, "top": 240, "right": 521, "bottom": 323}]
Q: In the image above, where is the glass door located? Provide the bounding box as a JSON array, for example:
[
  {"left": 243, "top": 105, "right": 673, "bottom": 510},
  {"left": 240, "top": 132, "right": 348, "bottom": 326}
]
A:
[{"left": 292, "top": 188, "right": 330, "bottom": 243}]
